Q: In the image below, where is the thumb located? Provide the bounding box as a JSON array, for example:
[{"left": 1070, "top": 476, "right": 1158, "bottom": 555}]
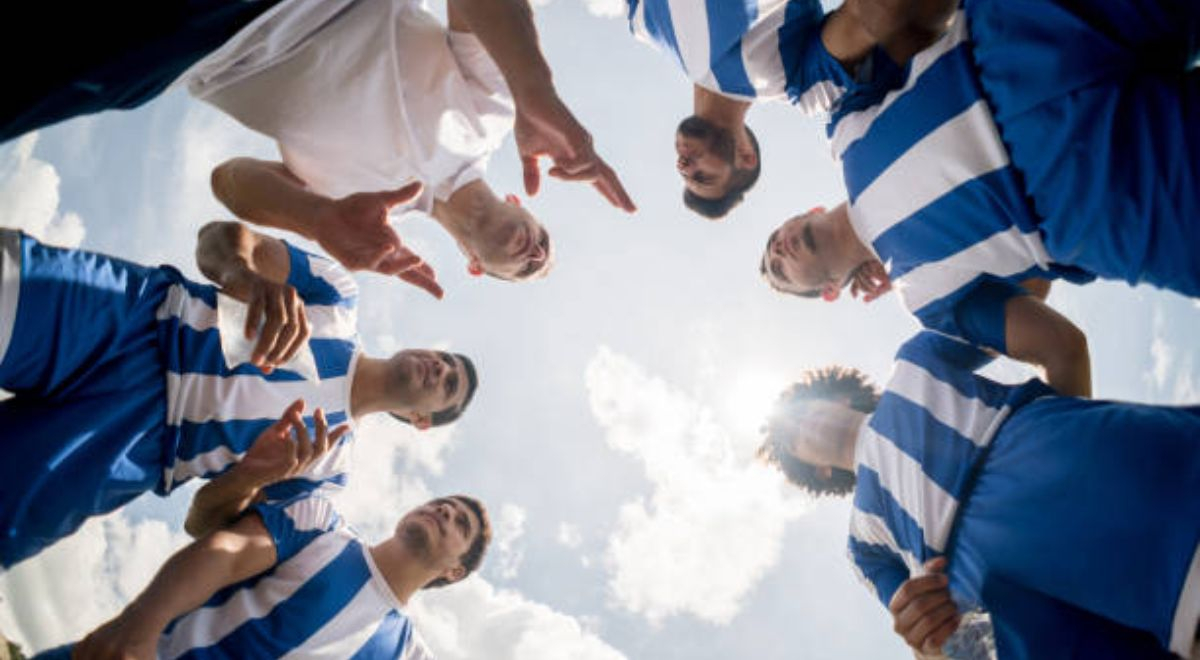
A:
[
  {"left": 522, "top": 155, "right": 541, "bottom": 196},
  {"left": 382, "top": 182, "right": 423, "bottom": 208},
  {"left": 923, "top": 556, "right": 948, "bottom": 574}
]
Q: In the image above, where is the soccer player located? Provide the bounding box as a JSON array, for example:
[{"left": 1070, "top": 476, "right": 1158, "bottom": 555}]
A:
[
  {"left": 2, "top": 0, "right": 632, "bottom": 289},
  {"left": 757, "top": 331, "right": 1200, "bottom": 658},
  {"left": 0, "top": 219, "right": 478, "bottom": 569},
  {"left": 625, "top": 0, "right": 948, "bottom": 219},
  {"left": 54, "top": 493, "right": 491, "bottom": 658},
  {"left": 761, "top": 0, "right": 1199, "bottom": 396}
]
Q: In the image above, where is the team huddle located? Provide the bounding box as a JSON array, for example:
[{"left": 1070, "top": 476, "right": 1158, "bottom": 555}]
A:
[{"left": 1, "top": 0, "right": 1197, "bottom": 658}]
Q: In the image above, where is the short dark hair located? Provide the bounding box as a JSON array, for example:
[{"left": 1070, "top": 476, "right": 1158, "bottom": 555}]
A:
[
  {"left": 756, "top": 366, "right": 880, "bottom": 497},
  {"left": 391, "top": 353, "right": 479, "bottom": 428},
  {"left": 424, "top": 494, "right": 492, "bottom": 589},
  {"left": 682, "top": 126, "right": 761, "bottom": 220}
]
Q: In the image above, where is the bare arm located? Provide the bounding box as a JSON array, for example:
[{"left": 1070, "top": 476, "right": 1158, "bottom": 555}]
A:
[
  {"left": 1004, "top": 294, "right": 1092, "bottom": 398},
  {"left": 186, "top": 401, "right": 347, "bottom": 538},
  {"left": 1018, "top": 277, "right": 1052, "bottom": 301},
  {"left": 842, "top": 0, "right": 956, "bottom": 65},
  {"left": 445, "top": 0, "right": 635, "bottom": 211},
  {"left": 210, "top": 159, "right": 441, "bottom": 296},
  {"left": 74, "top": 514, "right": 277, "bottom": 659}
]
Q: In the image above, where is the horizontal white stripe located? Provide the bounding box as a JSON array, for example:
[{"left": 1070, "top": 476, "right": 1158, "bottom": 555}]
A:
[
  {"left": 1170, "top": 541, "right": 1200, "bottom": 656},
  {"left": 279, "top": 577, "right": 387, "bottom": 659},
  {"left": 307, "top": 255, "right": 358, "bottom": 301},
  {"left": 0, "top": 228, "right": 21, "bottom": 365},
  {"left": 849, "top": 100, "right": 1011, "bottom": 244},
  {"left": 160, "top": 530, "right": 354, "bottom": 660},
  {"left": 849, "top": 510, "right": 923, "bottom": 576},
  {"left": 890, "top": 359, "right": 1003, "bottom": 447},
  {"left": 165, "top": 371, "right": 351, "bottom": 426},
  {"left": 168, "top": 445, "right": 243, "bottom": 489},
  {"left": 859, "top": 429, "right": 958, "bottom": 553},
  {"left": 155, "top": 283, "right": 357, "bottom": 339},
  {"left": 670, "top": 0, "right": 711, "bottom": 79},
  {"left": 831, "top": 11, "right": 968, "bottom": 155},
  {"left": 896, "top": 226, "right": 1051, "bottom": 314}
]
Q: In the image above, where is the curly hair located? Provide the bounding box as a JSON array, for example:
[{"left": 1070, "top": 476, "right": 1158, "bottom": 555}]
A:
[{"left": 757, "top": 366, "right": 879, "bottom": 497}]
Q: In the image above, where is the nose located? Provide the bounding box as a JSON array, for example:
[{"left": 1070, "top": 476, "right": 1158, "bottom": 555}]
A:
[
  {"left": 770, "top": 234, "right": 786, "bottom": 258},
  {"left": 676, "top": 155, "right": 692, "bottom": 173}
]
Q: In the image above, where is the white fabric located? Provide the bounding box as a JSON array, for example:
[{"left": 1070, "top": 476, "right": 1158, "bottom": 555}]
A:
[
  {"left": 187, "top": 0, "right": 514, "bottom": 212},
  {"left": 1170, "top": 542, "right": 1200, "bottom": 656}
]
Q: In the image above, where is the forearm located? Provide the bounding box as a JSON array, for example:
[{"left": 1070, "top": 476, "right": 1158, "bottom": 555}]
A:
[
  {"left": 446, "top": 0, "right": 554, "bottom": 103},
  {"left": 185, "top": 468, "right": 264, "bottom": 539},
  {"left": 211, "top": 158, "right": 333, "bottom": 241},
  {"left": 1004, "top": 296, "right": 1092, "bottom": 398},
  {"left": 196, "top": 221, "right": 257, "bottom": 296}
]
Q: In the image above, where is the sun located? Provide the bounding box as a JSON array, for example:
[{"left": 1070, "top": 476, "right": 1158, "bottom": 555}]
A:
[{"left": 720, "top": 368, "right": 789, "bottom": 440}]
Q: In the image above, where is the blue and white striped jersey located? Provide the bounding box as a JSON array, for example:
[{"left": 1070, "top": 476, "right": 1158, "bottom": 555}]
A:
[
  {"left": 847, "top": 331, "right": 1047, "bottom": 607},
  {"left": 828, "top": 11, "right": 1094, "bottom": 351},
  {"left": 626, "top": 0, "right": 856, "bottom": 116},
  {"left": 154, "top": 242, "right": 360, "bottom": 497},
  {"left": 159, "top": 495, "right": 431, "bottom": 659}
]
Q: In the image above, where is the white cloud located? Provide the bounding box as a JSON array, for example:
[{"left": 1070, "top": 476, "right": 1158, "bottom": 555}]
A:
[
  {"left": 583, "top": 0, "right": 625, "bottom": 18},
  {"left": 0, "top": 133, "right": 86, "bottom": 247},
  {"left": 1145, "top": 307, "right": 1198, "bottom": 404},
  {"left": 557, "top": 522, "right": 583, "bottom": 549},
  {"left": 585, "top": 347, "right": 808, "bottom": 625},
  {"left": 410, "top": 577, "right": 626, "bottom": 660},
  {"left": 491, "top": 504, "right": 528, "bottom": 580}
]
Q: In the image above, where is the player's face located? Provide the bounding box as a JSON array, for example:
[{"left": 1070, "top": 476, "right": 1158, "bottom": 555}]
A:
[
  {"left": 776, "top": 399, "right": 862, "bottom": 475},
  {"left": 399, "top": 497, "right": 478, "bottom": 566},
  {"left": 675, "top": 115, "right": 735, "bottom": 199},
  {"left": 761, "top": 210, "right": 840, "bottom": 298},
  {"left": 474, "top": 202, "right": 552, "bottom": 281},
  {"left": 392, "top": 350, "right": 470, "bottom": 421}
]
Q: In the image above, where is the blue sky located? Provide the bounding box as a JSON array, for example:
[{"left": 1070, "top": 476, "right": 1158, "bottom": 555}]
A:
[{"left": 2, "top": 1, "right": 1198, "bottom": 658}]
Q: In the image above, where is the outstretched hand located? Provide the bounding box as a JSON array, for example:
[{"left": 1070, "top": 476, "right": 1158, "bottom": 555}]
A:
[
  {"left": 314, "top": 182, "right": 444, "bottom": 299},
  {"left": 889, "top": 557, "right": 961, "bottom": 655},
  {"left": 513, "top": 91, "right": 636, "bottom": 213},
  {"left": 236, "top": 399, "right": 349, "bottom": 489},
  {"left": 849, "top": 259, "right": 892, "bottom": 303}
]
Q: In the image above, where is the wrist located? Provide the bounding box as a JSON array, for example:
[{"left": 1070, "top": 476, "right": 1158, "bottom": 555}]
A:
[{"left": 226, "top": 463, "right": 272, "bottom": 493}]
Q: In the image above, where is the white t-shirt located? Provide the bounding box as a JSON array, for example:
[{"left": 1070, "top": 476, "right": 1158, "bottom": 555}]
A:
[{"left": 184, "top": 0, "right": 515, "bottom": 212}]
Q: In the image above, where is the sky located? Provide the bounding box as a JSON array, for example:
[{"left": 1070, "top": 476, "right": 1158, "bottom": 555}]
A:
[{"left": 2, "top": 1, "right": 1199, "bottom": 658}]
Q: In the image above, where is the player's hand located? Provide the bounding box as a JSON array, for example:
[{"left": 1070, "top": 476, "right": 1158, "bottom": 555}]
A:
[
  {"left": 235, "top": 400, "right": 349, "bottom": 489},
  {"left": 73, "top": 613, "right": 157, "bottom": 660},
  {"left": 513, "top": 91, "right": 636, "bottom": 213},
  {"left": 232, "top": 273, "right": 310, "bottom": 375},
  {"left": 849, "top": 259, "right": 892, "bottom": 303},
  {"left": 315, "top": 182, "right": 444, "bottom": 299},
  {"left": 889, "top": 557, "right": 961, "bottom": 655}
]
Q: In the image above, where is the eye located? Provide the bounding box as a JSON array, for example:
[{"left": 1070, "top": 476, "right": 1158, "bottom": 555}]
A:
[
  {"left": 445, "top": 371, "right": 458, "bottom": 398},
  {"left": 803, "top": 224, "right": 817, "bottom": 253},
  {"left": 455, "top": 511, "right": 470, "bottom": 537},
  {"left": 770, "top": 259, "right": 788, "bottom": 283}
]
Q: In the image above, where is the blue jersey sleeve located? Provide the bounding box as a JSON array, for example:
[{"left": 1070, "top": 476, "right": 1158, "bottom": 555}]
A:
[
  {"left": 951, "top": 277, "right": 1028, "bottom": 353},
  {"left": 283, "top": 241, "right": 358, "bottom": 308},
  {"left": 252, "top": 494, "right": 341, "bottom": 564},
  {"left": 848, "top": 537, "right": 910, "bottom": 607}
]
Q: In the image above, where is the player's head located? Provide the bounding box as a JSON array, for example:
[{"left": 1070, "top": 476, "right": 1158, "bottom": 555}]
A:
[
  {"left": 675, "top": 115, "right": 761, "bottom": 220},
  {"left": 760, "top": 203, "right": 866, "bottom": 301},
  {"left": 387, "top": 350, "right": 479, "bottom": 430},
  {"left": 396, "top": 495, "right": 492, "bottom": 589},
  {"left": 756, "top": 366, "right": 879, "bottom": 497},
  {"left": 461, "top": 193, "right": 554, "bottom": 282}
]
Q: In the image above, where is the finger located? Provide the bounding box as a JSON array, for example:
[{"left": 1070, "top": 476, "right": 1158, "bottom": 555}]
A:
[
  {"left": 284, "top": 304, "right": 311, "bottom": 366},
  {"left": 252, "top": 292, "right": 286, "bottom": 366},
  {"left": 922, "top": 615, "right": 962, "bottom": 655},
  {"left": 329, "top": 424, "right": 350, "bottom": 445},
  {"left": 244, "top": 290, "right": 264, "bottom": 341},
  {"left": 906, "top": 601, "right": 959, "bottom": 649},
  {"left": 522, "top": 155, "right": 541, "bottom": 196},
  {"left": 923, "top": 557, "right": 948, "bottom": 574},
  {"left": 546, "top": 162, "right": 599, "bottom": 182},
  {"left": 895, "top": 589, "right": 955, "bottom": 633},
  {"left": 382, "top": 181, "right": 423, "bottom": 208},
  {"left": 398, "top": 267, "right": 444, "bottom": 299},
  {"left": 266, "top": 289, "right": 301, "bottom": 365},
  {"left": 313, "top": 408, "right": 331, "bottom": 457},
  {"left": 375, "top": 247, "right": 424, "bottom": 275},
  {"left": 593, "top": 164, "right": 636, "bottom": 212},
  {"left": 889, "top": 572, "right": 950, "bottom": 613}
]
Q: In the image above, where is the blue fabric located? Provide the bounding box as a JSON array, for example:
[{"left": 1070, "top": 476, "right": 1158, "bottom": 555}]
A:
[
  {"left": 284, "top": 242, "right": 356, "bottom": 308},
  {"left": 349, "top": 611, "right": 415, "bottom": 660},
  {"left": 0, "top": 234, "right": 174, "bottom": 568},
  {"left": 966, "top": 0, "right": 1200, "bottom": 296},
  {"left": 704, "top": 0, "right": 758, "bottom": 97},
  {"left": 951, "top": 278, "right": 1027, "bottom": 353},
  {"left": 253, "top": 496, "right": 341, "bottom": 565},
  {"left": 0, "top": 0, "right": 285, "bottom": 144},
  {"left": 949, "top": 397, "right": 1200, "bottom": 648}
]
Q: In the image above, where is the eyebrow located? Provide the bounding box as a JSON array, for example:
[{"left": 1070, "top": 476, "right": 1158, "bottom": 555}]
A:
[
  {"left": 443, "top": 497, "right": 473, "bottom": 538},
  {"left": 802, "top": 223, "right": 817, "bottom": 253}
]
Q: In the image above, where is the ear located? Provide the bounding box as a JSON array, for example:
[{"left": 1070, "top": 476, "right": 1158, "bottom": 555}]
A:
[
  {"left": 734, "top": 143, "right": 758, "bottom": 170},
  {"left": 504, "top": 193, "right": 522, "bottom": 208},
  {"left": 466, "top": 257, "right": 485, "bottom": 277},
  {"left": 807, "top": 206, "right": 827, "bottom": 215},
  {"left": 820, "top": 283, "right": 840, "bottom": 302},
  {"left": 440, "top": 564, "right": 467, "bottom": 585},
  {"left": 412, "top": 413, "right": 433, "bottom": 431}
]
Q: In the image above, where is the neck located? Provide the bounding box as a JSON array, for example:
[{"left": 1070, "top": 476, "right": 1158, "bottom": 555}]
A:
[
  {"left": 431, "top": 179, "right": 499, "bottom": 247},
  {"left": 350, "top": 355, "right": 396, "bottom": 419},
  {"left": 827, "top": 202, "right": 877, "bottom": 281},
  {"left": 368, "top": 538, "right": 439, "bottom": 605},
  {"left": 693, "top": 85, "right": 750, "bottom": 137}
]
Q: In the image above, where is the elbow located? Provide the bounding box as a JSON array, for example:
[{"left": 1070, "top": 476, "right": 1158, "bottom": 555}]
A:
[
  {"left": 1041, "top": 325, "right": 1091, "bottom": 398},
  {"left": 183, "top": 513, "right": 205, "bottom": 540}
]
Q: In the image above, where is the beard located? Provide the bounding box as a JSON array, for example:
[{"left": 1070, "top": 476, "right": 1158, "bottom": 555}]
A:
[
  {"left": 676, "top": 115, "right": 736, "bottom": 164},
  {"left": 400, "top": 519, "right": 434, "bottom": 561}
]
